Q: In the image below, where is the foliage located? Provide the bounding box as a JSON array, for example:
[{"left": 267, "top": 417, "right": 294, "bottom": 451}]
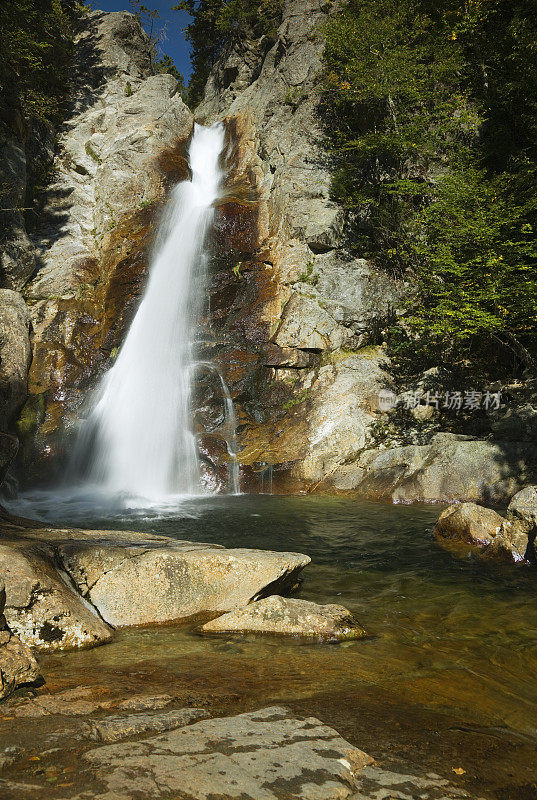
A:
[
  {"left": 0, "top": 0, "right": 80, "bottom": 123},
  {"left": 129, "top": 1, "right": 186, "bottom": 92},
  {"left": 323, "top": 0, "right": 537, "bottom": 374},
  {"left": 174, "top": 0, "right": 283, "bottom": 106}
]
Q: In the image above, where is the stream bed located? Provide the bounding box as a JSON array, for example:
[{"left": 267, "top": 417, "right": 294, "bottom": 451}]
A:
[{"left": 4, "top": 495, "right": 537, "bottom": 797}]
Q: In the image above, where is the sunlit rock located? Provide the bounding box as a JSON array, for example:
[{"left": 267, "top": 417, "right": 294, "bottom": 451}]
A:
[
  {"left": 0, "top": 580, "right": 40, "bottom": 700},
  {"left": 83, "top": 706, "right": 374, "bottom": 800},
  {"left": 201, "top": 595, "right": 367, "bottom": 641}
]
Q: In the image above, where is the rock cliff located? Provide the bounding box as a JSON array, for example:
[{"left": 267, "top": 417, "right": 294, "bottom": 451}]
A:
[
  {"left": 194, "top": 0, "right": 403, "bottom": 493},
  {"left": 1, "top": 2, "right": 536, "bottom": 502},
  {"left": 1, "top": 10, "right": 193, "bottom": 485},
  {"left": 193, "top": 0, "right": 537, "bottom": 500}
]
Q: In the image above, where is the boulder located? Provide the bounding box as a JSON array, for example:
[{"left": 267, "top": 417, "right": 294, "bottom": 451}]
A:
[
  {"left": 0, "top": 290, "right": 31, "bottom": 429},
  {"left": 201, "top": 595, "right": 367, "bottom": 641},
  {"left": 434, "top": 503, "right": 505, "bottom": 548},
  {"left": 0, "top": 581, "right": 40, "bottom": 700},
  {"left": 0, "top": 515, "right": 311, "bottom": 639},
  {"left": 499, "top": 485, "right": 537, "bottom": 561},
  {"left": 59, "top": 538, "right": 311, "bottom": 627},
  {"left": 83, "top": 706, "right": 374, "bottom": 799},
  {"left": 0, "top": 542, "right": 113, "bottom": 651},
  {"left": 434, "top": 502, "right": 519, "bottom": 561}
]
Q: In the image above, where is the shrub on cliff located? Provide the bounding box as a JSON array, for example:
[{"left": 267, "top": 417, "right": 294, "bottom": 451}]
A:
[
  {"left": 0, "top": 0, "right": 80, "bottom": 124},
  {"left": 175, "top": 0, "right": 283, "bottom": 106},
  {"left": 323, "top": 0, "right": 537, "bottom": 376}
]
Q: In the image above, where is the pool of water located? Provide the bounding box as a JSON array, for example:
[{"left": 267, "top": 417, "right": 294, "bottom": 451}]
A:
[{"left": 11, "top": 494, "right": 537, "bottom": 795}]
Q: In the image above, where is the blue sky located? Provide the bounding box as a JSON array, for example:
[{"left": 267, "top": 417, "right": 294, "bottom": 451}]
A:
[{"left": 91, "top": 1, "right": 193, "bottom": 79}]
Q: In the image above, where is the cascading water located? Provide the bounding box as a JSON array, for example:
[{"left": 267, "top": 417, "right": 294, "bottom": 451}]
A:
[{"left": 74, "top": 123, "right": 227, "bottom": 502}]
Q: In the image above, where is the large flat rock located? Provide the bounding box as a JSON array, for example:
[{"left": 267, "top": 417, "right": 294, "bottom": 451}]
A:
[
  {"left": 0, "top": 513, "right": 310, "bottom": 643},
  {"left": 61, "top": 541, "right": 311, "bottom": 627},
  {"left": 83, "top": 706, "right": 373, "bottom": 799}
]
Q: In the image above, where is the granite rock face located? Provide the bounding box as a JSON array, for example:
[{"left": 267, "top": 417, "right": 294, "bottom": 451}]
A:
[
  {"left": 4, "top": 10, "right": 193, "bottom": 484},
  {"left": 324, "top": 434, "right": 537, "bottom": 505},
  {"left": 83, "top": 706, "right": 374, "bottom": 800},
  {"left": 201, "top": 595, "right": 367, "bottom": 640},
  {"left": 193, "top": 0, "right": 402, "bottom": 493}
]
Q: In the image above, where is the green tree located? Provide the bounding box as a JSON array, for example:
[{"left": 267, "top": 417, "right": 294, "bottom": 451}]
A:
[
  {"left": 175, "top": 0, "right": 283, "bottom": 107},
  {"left": 0, "top": 0, "right": 79, "bottom": 123},
  {"left": 322, "top": 0, "right": 537, "bottom": 374}
]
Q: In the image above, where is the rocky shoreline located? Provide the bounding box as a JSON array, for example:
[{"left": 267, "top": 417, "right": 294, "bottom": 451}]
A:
[{"left": 434, "top": 484, "right": 537, "bottom": 563}]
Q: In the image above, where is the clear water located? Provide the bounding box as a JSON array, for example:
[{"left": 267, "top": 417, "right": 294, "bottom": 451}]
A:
[
  {"left": 5, "top": 495, "right": 537, "bottom": 794},
  {"left": 34, "top": 496, "right": 537, "bottom": 730}
]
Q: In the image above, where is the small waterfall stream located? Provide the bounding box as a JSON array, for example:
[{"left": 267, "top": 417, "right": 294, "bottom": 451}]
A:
[{"left": 74, "top": 122, "right": 238, "bottom": 502}]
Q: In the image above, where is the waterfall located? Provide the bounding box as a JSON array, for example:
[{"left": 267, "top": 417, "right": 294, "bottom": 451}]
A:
[{"left": 75, "top": 123, "right": 226, "bottom": 502}]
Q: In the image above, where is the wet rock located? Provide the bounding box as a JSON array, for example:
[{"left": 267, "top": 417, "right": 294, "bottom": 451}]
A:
[
  {"left": 0, "top": 434, "right": 18, "bottom": 487},
  {"left": 499, "top": 485, "right": 537, "bottom": 561},
  {"left": 60, "top": 539, "right": 311, "bottom": 627},
  {"left": 83, "top": 706, "right": 373, "bottom": 799},
  {"left": 329, "top": 434, "right": 537, "bottom": 504},
  {"left": 15, "top": 10, "right": 194, "bottom": 479},
  {"left": 434, "top": 502, "right": 521, "bottom": 561},
  {"left": 0, "top": 581, "right": 40, "bottom": 700},
  {"left": 0, "top": 290, "right": 31, "bottom": 430},
  {"left": 116, "top": 694, "right": 176, "bottom": 712},
  {"left": 0, "top": 541, "right": 113, "bottom": 651},
  {"left": 85, "top": 708, "right": 210, "bottom": 742},
  {"left": 201, "top": 595, "right": 367, "bottom": 641},
  {"left": 10, "top": 685, "right": 113, "bottom": 717},
  {"left": 194, "top": 0, "right": 401, "bottom": 493},
  {"left": 434, "top": 503, "right": 505, "bottom": 548},
  {"left": 351, "top": 764, "right": 479, "bottom": 800}
]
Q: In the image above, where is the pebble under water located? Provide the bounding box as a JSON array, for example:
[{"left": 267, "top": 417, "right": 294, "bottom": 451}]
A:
[{"left": 5, "top": 495, "right": 537, "bottom": 798}]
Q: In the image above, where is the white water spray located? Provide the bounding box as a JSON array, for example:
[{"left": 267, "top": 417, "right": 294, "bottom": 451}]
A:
[{"left": 76, "top": 123, "right": 227, "bottom": 501}]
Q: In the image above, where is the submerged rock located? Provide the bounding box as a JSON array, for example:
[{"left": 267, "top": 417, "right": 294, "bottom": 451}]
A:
[
  {"left": 201, "top": 595, "right": 367, "bottom": 641},
  {"left": 83, "top": 705, "right": 373, "bottom": 799},
  {"left": 85, "top": 708, "right": 210, "bottom": 743}
]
